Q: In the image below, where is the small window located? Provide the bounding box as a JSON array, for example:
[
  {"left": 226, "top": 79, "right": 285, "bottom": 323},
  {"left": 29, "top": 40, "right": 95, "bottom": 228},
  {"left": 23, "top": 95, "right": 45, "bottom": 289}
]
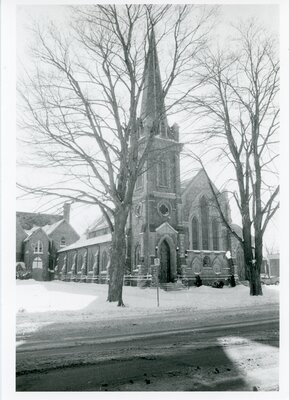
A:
[
  {"left": 159, "top": 202, "right": 170, "bottom": 216},
  {"left": 34, "top": 240, "right": 43, "bottom": 254},
  {"left": 60, "top": 237, "right": 66, "bottom": 247}
]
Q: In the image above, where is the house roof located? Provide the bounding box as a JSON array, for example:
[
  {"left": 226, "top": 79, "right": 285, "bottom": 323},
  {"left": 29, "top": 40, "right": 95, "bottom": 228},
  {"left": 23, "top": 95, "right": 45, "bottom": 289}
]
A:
[
  {"left": 23, "top": 226, "right": 50, "bottom": 242},
  {"left": 42, "top": 219, "right": 64, "bottom": 236},
  {"left": 58, "top": 233, "right": 112, "bottom": 252}
]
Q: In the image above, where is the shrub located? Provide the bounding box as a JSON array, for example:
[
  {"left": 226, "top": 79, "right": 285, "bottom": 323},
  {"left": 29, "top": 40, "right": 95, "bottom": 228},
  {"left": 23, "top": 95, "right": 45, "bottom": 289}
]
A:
[
  {"left": 212, "top": 280, "right": 224, "bottom": 289},
  {"left": 195, "top": 275, "right": 203, "bottom": 287}
]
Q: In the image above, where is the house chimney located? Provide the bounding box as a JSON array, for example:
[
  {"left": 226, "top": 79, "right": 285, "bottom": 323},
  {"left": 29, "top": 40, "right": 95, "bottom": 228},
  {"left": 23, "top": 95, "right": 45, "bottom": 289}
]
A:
[{"left": 63, "top": 203, "right": 71, "bottom": 223}]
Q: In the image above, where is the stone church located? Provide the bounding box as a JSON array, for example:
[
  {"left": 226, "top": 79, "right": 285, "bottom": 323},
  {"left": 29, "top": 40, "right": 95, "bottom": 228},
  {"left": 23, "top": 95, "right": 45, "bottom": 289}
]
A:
[{"left": 55, "top": 29, "right": 244, "bottom": 285}]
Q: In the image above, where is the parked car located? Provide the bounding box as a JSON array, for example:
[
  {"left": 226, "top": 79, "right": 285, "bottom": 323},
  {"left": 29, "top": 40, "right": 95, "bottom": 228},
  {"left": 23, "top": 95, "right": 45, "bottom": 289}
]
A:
[{"left": 260, "top": 273, "right": 279, "bottom": 285}]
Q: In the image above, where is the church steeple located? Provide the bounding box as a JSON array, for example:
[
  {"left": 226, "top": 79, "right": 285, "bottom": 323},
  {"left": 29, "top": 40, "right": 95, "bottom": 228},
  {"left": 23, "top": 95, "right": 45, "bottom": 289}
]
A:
[{"left": 140, "top": 27, "right": 168, "bottom": 137}]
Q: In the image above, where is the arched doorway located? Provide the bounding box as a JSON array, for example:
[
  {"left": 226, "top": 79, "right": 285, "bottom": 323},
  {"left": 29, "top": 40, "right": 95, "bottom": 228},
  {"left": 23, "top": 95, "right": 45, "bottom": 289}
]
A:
[{"left": 159, "top": 240, "right": 171, "bottom": 283}]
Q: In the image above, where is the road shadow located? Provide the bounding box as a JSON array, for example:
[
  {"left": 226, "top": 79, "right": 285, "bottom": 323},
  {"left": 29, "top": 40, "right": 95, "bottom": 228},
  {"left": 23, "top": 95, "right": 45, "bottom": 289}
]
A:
[{"left": 16, "top": 316, "right": 279, "bottom": 392}]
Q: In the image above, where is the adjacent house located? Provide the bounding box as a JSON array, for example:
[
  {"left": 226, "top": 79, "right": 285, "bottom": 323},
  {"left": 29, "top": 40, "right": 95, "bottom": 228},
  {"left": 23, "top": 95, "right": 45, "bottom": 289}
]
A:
[{"left": 16, "top": 203, "right": 80, "bottom": 280}]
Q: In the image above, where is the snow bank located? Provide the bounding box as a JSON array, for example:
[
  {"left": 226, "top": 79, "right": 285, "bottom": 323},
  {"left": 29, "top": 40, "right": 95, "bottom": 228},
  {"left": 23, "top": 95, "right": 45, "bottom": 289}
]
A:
[{"left": 16, "top": 279, "right": 279, "bottom": 319}]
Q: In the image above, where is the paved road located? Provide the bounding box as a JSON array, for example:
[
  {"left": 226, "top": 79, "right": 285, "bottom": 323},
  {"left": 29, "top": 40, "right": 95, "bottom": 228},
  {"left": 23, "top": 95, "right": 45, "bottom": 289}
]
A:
[{"left": 16, "top": 306, "right": 279, "bottom": 391}]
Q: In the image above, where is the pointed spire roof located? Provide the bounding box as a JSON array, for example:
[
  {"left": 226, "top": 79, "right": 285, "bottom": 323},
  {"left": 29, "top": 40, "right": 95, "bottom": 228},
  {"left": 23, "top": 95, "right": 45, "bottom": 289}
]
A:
[{"left": 140, "top": 27, "right": 168, "bottom": 135}]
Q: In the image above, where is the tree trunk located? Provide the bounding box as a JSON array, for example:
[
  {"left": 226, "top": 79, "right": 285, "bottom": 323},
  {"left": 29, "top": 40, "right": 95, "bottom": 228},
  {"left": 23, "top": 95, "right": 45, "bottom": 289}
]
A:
[
  {"left": 251, "top": 233, "right": 263, "bottom": 296},
  {"left": 249, "top": 261, "right": 263, "bottom": 296},
  {"left": 107, "top": 209, "right": 128, "bottom": 306},
  {"left": 241, "top": 220, "right": 262, "bottom": 296}
]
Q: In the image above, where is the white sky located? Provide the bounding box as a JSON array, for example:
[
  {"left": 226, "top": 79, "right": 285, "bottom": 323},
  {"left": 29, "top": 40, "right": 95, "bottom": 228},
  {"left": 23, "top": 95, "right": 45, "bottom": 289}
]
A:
[{"left": 14, "top": 3, "right": 280, "bottom": 249}]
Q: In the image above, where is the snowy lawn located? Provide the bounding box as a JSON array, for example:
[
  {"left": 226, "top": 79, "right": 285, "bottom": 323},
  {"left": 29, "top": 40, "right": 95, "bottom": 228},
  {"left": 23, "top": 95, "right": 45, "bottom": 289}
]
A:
[{"left": 16, "top": 279, "right": 279, "bottom": 321}]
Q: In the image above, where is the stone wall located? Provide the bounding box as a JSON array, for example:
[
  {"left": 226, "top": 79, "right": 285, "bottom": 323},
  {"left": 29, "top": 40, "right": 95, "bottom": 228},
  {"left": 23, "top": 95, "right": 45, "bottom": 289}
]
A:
[{"left": 183, "top": 250, "right": 230, "bottom": 284}]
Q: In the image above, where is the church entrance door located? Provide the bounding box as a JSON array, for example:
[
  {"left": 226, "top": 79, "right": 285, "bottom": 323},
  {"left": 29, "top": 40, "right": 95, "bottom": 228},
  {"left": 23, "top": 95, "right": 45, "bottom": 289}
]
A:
[{"left": 159, "top": 240, "right": 171, "bottom": 283}]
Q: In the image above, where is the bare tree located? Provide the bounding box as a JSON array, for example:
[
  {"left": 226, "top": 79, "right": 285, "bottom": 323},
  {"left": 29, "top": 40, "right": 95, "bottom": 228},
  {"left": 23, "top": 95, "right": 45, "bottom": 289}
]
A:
[
  {"left": 17, "top": 5, "right": 216, "bottom": 305},
  {"left": 183, "top": 21, "right": 279, "bottom": 295}
]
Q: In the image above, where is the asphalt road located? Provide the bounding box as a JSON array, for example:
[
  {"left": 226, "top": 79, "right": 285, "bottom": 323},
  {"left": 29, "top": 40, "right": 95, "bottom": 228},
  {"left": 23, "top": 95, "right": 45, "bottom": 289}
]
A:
[{"left": 16, "top": 306, "right": 279, "bottom": 391}]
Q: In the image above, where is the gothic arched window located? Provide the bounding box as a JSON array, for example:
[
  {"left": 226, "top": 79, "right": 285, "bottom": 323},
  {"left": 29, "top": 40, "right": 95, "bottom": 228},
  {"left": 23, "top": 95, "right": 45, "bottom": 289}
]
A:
[
  {"left": 200, "top": 196, "right": 209, "bottom": 250},
  {"left": 158, "top": 160, "right": 168, "bottom": 187},
  {"left": 192, "top": 217, "right": 199, "bottom": 250},
  {"left": 33, "top": 240, "right": 43, "bottom": 254},
  {"left": 212, "top": 219, "right": 219, "bottom": 250}
]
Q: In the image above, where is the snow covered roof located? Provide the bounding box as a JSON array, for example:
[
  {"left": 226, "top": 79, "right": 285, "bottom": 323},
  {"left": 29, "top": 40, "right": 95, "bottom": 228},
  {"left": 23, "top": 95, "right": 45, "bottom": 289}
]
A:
[
  {"left": 24, "top": 226, "right": 40, "bottom": 237},
  {"left": 23, "top": 226, "right": 50, "bottom": 242},
  {"left": 42, "top": 219, "right": 64, "bottom": 235},
  {"left": 88, "top": 213, "right": 114, "bottom": 235},
  {"left": 58, "top": 233, "right": 112, "bottom": 252},
  {"left": 24, "top": 220, "right": 64, "bottom": 240}
]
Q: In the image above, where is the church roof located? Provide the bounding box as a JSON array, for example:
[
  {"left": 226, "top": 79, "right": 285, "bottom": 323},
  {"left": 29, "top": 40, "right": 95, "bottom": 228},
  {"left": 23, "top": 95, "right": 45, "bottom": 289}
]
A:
[
  {"left": 181, "top": 169, "right": 223, "bottom": 198},
  {"left": 87, "top": 213, "right": 114, "bottom": 236},
  {"left": 58, "top": 233, "right": 112, "bottom": 252},
  {"left": 140, "top": 27, "right": 168, "bottom": 134},
  {"left": 88, "top": 214, "right": 108, "bottom": 232}
]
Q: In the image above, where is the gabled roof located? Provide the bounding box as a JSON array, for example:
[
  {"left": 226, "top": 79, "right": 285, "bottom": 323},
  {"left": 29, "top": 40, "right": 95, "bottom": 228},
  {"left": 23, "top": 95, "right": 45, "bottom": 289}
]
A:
[
  {"left": 88, "top": 214, "right": 113, "bottom": 235},
  {"left": 23, "top": 226, "right": 50, "bottom": 242},
  {"left": 181, "top": 169, "right": 220, "bottom": 197},
  {"left": 88, "top": 214, "right": 107, "bottom": 232},
  {"left": 58, "top": 233, "right": 112, "bottom": 252},
  {"left": 42, "top": 219, "right": 64, "bottom": 236},
  {"left": 24, "top": 226, "right": 42, "bottom": 237}
]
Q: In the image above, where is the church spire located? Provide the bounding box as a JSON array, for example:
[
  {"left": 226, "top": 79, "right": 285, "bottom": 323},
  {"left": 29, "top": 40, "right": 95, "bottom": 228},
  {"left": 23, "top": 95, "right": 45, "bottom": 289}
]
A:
[{"left": 140, "top": 26, "right": 168, "bottom": 137}]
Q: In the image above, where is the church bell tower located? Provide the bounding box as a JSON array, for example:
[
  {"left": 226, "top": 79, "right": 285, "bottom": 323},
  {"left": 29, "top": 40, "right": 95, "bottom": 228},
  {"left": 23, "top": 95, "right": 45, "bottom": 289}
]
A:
[{"left": 129, "top": 27, "right": 185, "bottom": 282}]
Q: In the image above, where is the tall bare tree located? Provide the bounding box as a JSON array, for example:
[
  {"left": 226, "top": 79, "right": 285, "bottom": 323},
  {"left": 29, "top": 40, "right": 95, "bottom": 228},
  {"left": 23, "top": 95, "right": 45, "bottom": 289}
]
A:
[
  {"left": 183, "top": 21, "right": 279, "bottom": 295},
  {"left": 17, "top": 5, "right": 216, "bottom": 305}
]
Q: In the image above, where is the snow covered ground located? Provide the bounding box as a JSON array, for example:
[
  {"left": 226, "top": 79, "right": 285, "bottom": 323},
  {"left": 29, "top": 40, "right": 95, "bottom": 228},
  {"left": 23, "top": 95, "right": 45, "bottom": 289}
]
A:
[
  {"left": 16, "top": 279, "right": 279, "bottom": 324},
  {"left": 16, "top": 280, "right": 280, "bottom": 392}
]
